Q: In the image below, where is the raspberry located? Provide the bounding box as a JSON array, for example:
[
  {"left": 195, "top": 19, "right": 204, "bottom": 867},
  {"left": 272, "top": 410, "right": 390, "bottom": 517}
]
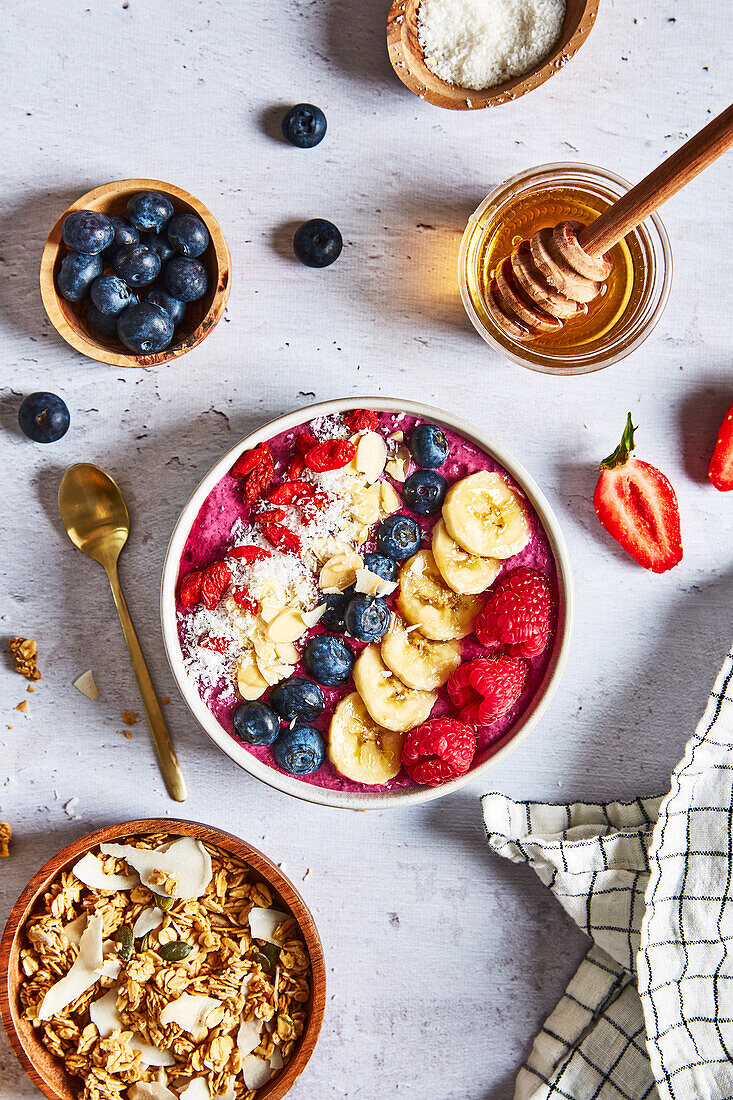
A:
[
  {"left": 447, "top": 656, "right": 528, "bottom": 726},
  {"left": 475, "top": 567, "right": 552, "bottom": 659},
  {"left": 232, "top": 588, "right": 258, "bottom": 615},
  {"left": 345, "top": 409, "right": 379, "bottom": 432},
  {"left": 229, "top": 545, "right": 271, "bottom": 563},
  {"left": 200, "top": 561, "right": 231, "bottom": 610},
  {"left": 295, "top": 431, "right": 318, "bottom": 455},
  {"left": 262, "top": 522, "right": 301, "bottom": 555},
  {"left": 255, "top": 507, "right": 287, "bottom": 524},
  {"left": 199, "top": 635, "right": 229, "bottom": 653},
  {"left": 304, "top": 438, "right": 356, "bottom": 472},
  {"left": 402, "top": 718, "right": 476, "bottom": 786},
  {"left": 179, "top": 570, "right": 203, "bottom": 608}
]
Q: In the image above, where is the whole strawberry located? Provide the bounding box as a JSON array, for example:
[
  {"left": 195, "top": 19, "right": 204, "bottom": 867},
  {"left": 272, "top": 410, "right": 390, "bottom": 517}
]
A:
[
  {"left": 447, "top": 656, "right": 528, "bottom": 725},
  {"left": 593, "top": 414, "right": 682, "bottom": 573},
  {"left": 475, "top": 568, "right": 552, "bottom": 659},
  {"left": 402, "top": 717, "right": 476, "bottom": 786}
]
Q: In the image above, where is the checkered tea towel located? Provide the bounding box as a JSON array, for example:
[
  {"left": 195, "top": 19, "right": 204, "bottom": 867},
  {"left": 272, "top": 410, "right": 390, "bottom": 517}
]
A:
[{"left": 483, "top": 646, "right": 733, "bottom": 1100}]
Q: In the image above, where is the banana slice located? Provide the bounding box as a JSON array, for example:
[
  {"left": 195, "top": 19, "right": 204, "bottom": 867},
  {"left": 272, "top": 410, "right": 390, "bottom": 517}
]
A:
[
  {"left": 442, "top": 472, "right": 530, "bottom": 559},
  {"left": 328, "top": 693, "right": 404, "bottom": 784},
  {"left": 353, "top": 645, "right": 436, "bottom": 733},
  {"left": 381, "top": 615, "right": 461, "bottom": 691},
  {"left": 432, "top": 518, "right": 501, "bottom": 595},
  {"left": 396, "top": 550, "right": 484, "bottom": 641}
]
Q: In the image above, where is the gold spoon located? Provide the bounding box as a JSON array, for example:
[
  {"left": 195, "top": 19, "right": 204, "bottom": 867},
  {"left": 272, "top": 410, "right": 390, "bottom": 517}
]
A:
[{"left": 58, "top": 463, "right": 187, "bottom": 802}]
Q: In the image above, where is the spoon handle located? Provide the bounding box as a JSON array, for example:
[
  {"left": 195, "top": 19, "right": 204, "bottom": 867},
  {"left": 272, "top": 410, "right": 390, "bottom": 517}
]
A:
[{"left": 106, "top": 565, "right": 188, "bottom": 803}]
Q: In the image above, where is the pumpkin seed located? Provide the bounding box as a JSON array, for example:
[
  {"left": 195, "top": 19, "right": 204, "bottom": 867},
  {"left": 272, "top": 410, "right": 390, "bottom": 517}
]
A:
[
  {"left": 114, "top": 925, "right": 133, "bottom": 962},
  {"left": 159, "top": 940, "right": 192, "bottom": 962},
  {"left": 255, "top": 943, "right": 280, "bottom": 972},
  {"left": 156, "top": 895, "right": 175, "bottom": 912},
  {"left": 139, "top": 931, "right": 151, "bottom": 952}
]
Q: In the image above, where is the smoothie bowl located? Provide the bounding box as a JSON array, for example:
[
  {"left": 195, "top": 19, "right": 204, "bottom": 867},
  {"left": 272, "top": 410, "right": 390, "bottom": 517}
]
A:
[{"left": 161, "top": 399, "right": 573, "bottom": 809}]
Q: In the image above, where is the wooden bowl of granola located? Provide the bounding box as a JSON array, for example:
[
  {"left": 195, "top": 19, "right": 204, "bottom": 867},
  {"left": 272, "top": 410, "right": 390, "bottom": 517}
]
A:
[{"left": 0, "top": 819, "right": 326, "bottom": 1100}]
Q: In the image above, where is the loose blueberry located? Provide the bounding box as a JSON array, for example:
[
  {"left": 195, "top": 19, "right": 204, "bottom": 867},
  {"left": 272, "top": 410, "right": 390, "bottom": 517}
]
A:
[
  {"left": 232, "top": 701, "right": 280, "bottom": 746},
  {"left": 87, "top": 303, "right": 120, "bottom": 338},
  {"left": 293, "top": 219, "right": 342, "bottom": 268},
  {"left": 281, "top": 103, "right": 327, "bottom": 148},
  {"left": 126, "top": 190, "right": 174, "bottom": 233},
  {"left": 320, "top": 590, "right": 353, "bottom": 633},
  {"left": 362, "top": 552, "right": 399, "bottom": 582},
  {"left": 139, "top": 231, "right": 175, "bottom": 265},
  {"left": 57, "top": 251, "right": 104, "bottom": 301},
  {"left": 61, "top": 210, "right": 114, "bottom": 255},
  {"left": 303, "top": 635, "right": 354, "bottom": 686},
  {"left": 18, "top": 392, "right": 70, "bottom": 443},
  {"left": 344, "top": 595, "right": 391, "bottom": 643},
  {"left": 164, "top": 256, "right": 208, "bottom": 302},
  {"left": 144, "top": 285, "right": 186, "bottom": 326},
  {"left": 273, "top": 725, "right": 326, "bottom": 775},
  {"left": 269, "top": 677, "right": 324, "bottom": 723},
  {"left": 402, "top": 469, "right": 447, "bottom": 516},
  {"left": 113, "top": 244, "right": 161, "bottom": 288},
  {"left": 376, "top": 514, "right": 421, "bottom": 561},
  {"left": 167, "top": 213, "right": 209, "bottom": 257},
  {"left": 107, "top": 215, "right": 139, "bottom": 249},
  {"left": 409, "top": 422, "right": 449, "bottom": 468},
  {"left": 117, "top": 302, "right": 174, "bottom": 354},
  {"left": 90, "top": 274, "right": 135, "bottom": 316}
]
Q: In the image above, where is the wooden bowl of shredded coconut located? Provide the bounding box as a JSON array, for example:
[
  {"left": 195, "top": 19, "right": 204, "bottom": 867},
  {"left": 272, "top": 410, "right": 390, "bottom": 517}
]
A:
[{"left": 387, "top": 0, "right": 599, "bottom": 110}]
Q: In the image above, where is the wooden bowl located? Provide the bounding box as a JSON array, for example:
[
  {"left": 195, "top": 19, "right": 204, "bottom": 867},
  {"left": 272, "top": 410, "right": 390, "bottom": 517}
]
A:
[
  {"left": 387, "top": 0, "right": 600, "bottom": 110},
  {"left": 40, "top": 179, "right": 231, "bottom": 367},
  {"left": 0, "top": 819, "right": 326, "bottom": 1100}
]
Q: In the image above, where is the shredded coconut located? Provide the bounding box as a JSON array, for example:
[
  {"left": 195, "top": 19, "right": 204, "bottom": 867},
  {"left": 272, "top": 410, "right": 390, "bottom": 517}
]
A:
[{"left": 418, "top": 0, "right": 566, "bottom": 91}]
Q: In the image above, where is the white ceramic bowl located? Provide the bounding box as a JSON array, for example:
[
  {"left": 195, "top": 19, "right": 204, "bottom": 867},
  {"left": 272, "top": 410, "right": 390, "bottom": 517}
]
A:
[{"left": 161, "top": 398, "right": 574, "bottom": 810}]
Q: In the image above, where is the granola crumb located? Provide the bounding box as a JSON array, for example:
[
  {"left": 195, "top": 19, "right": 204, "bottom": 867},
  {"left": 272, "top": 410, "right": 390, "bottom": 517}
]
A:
[
  {"left": 161, "top": 697, "right": 171, "bottom": 705},
  {"left": 8, "top": 637, "right": 41, "bottom": 681},
  {"left": 73, "top": 669, "right": 99, "bottom": 700},
  {"left": 122, "top": 710, "right": 139, "bottom": 726},
  {"left": 27, "top": 684, "right": 35, "bottom": 693},
  {"left": 116, "top": 729, "right": 133, "bottom": 740},
  {"left": 15, "top": 700, "right": 29, "bottom": 713},
  {"left": 0, "top": 823, "right": 11, "bottom": 857}
]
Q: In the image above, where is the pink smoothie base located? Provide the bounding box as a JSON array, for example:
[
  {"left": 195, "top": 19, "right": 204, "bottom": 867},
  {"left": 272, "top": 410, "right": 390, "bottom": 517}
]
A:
[{"left": 176, "top": 411, "right": 559, "bottom": 794}]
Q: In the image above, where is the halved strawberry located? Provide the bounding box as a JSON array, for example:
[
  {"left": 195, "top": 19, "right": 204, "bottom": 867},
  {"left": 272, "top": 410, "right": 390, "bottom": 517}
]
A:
[
  {"left": 709, "top": 401, "right": 733, "bottom": 491},
  {"left": 593, "top": 414, "right": 682, "bottom": 574}
]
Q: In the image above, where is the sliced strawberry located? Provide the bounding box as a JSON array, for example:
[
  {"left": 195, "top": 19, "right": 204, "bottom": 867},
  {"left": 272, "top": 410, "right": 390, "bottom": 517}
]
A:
[
  {"left": 593, "top": 414, "right": 682, "bottom": 574},
  {"left": 200, "top": 561, "right": 232, "bottom": 610},
  {"left": 709, "top": 401, "right": 733, "bottom": 491}
]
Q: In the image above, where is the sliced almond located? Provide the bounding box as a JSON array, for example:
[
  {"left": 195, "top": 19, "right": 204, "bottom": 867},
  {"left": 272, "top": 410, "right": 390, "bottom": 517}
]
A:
[
  {"left": 385, "top": 444, "right": 410, "bottom": 483},
  {"left": 319, "top": 550, "right": 364, "bottom": 593},
  {"left": 379, "top": 481, "right": 402, "bottom": 515},
  {"left": 236, "top": 652, "right": 268, "bottom": 700},
  {"left": 349, "top": 484, "right": 381, "bottom": 525},
  {"left": 355, "top": 432, "right": 388, "bottom": 484},
  {"left": 274, "top": 641, "right": 300, "bottom": 664},
  {"left": 301, "top": 603, "right": 326, "bottom": 629},
  {"left": 388, "top": 430, "right": 404, "bottom": 443},
  {"left": 73, "top": 669, "right": 99, "bottom": 699},
  {"left": 266, "top": 609, "right": 308, "bottom": 644}
]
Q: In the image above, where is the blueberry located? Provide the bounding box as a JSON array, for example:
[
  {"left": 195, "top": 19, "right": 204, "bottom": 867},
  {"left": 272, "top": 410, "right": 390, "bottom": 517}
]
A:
[
  {"left": 117, "top": 302, "right": 174, "bottom": 354},
  {"left": 164, "top": 256, "right": 208, "bottom": 302},
  {"left": 57, "top": 251, "right": 103, "bottom": 301},
  {"left": 108, "top": 216, "right": 139, "bottom": 249},
  {"left": 61, "top": 210, "right": 114, "bottom": 255},
  {"left": 18, "top": 392, "right": 70, "bottom": 443},
  {"left": 362, "top": 552, "right": 399, "bottom": 582},
  {"left": 273, "top": 725, "right": 326, "bottom": 775},
  {"left": 113, "top": 244, "right": 161, "bottom": 288},
  {"left": 376, "top": 514, "right": 421, "bottom": 561},
  {"left": 90, "top": 275, "right": 135, "bottom": 316},
  {"left": 344, "top": 595, "right": 391, "bottom": 643},
  {"left": 303, "top": 635, "right": 354, "bottom": 686},
  {"left": 409, "top": 422, "right": 449, "bottom": 468},
  {"left": 293, "top": 219, "right": 342, "bottom": 268},
  {"left": 167, "top": 213, "right": 209, "bottom": 258},
  {"left": 126, "top": 190, "right": 174, "bottom": 233},
  {"left": 139, "top": 231, "right": 175, "bottom": 265},
  {"left": 281, "top": 103, "right": 327, "bottom": 148},
  {"left": 87, "top": 303, "right": 121, "bottom": 338},
  {"left": 402, "top": 469, "right": 447, "bottom": 516},
  {"left": 320, "top": 590, "right": 353, "bottom": 633},
  {"left": 269, "top": 677, "right": 324, "bottom": 723},
  {"left": 144, "top": 285, "right": 186, "bottom": 326},
  {"left": 232, "top": 701, "right": 280, "bottom": 746}
]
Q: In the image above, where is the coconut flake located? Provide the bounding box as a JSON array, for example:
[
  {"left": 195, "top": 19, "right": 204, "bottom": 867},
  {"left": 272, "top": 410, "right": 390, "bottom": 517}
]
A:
[
  {"left": 159, "top": 993, "right": 222, "bottom": 1036},
  {"left": 129, "top": 1085, "right": 178, "bottom": 1100},
  {"left": 62, "top": 915, "right": 88, "bottom": 946},
  {"left": 301, "top": 603, "right": 326, "bottom": 628},
  {"left": 38, "top": 916, "right": 103, "bottom": 1021},
  {"left": 243, "top": 1055, "right": 274, "bottom": 1090},
  {"left": 73, "top": 669, "right": 99, "bottom": 699},
  {"left": 248, "top": 907, "right": 291, "bottom": 944},
  {"left": 72, "top": 852, "right": 138, "bottom": 892},
  {"left": 132, "top": 907, "right": 165, "bottom": 938},
  {"left": 100, "top": 837, "right": 212, "bottom": 899},
  {"left": 130, "top": 1037, "right": 176, "bottom": 1067},
  {"left": 270, "top": 1045, "right": 284, "bottom": 1072},
  {"left": 90, "top": 989, "right": 122, "bottom": 1037},
  {"left": 354, "top": 568, "right": 398, "bottom": 598},
  {"left": 179, "top": 1082, "right": 211, "bottom": 1100},
  {"left": 236, "top": 1017, "right": 263, "bottom": 1057},
  {"left": 100, "top": 957, "right": 121, "bottom": 981}
]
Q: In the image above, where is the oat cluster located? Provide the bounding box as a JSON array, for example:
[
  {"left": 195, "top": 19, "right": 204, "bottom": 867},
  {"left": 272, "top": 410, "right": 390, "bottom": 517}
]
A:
[
  {"left": 18, "top": 836, "right": 310, "bottom": 1100},
  {"left": 8, "top": 637, "right": 41, "bottom": 681}
]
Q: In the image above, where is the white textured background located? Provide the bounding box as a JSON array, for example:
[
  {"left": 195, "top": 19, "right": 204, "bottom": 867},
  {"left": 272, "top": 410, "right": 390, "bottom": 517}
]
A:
[{"left": 1, "top": 1, "right": 731, "bottom": 1097}]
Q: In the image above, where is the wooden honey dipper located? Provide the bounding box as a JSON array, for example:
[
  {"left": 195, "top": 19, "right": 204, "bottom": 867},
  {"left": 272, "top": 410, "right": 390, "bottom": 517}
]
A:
[{"left": 488, "top": 103, "right": 733, "bottom": 339}]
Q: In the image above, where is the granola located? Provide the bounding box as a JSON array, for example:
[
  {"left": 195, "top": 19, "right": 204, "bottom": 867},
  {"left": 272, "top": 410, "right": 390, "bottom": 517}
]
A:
[
  {"left": 9, "top": 637, "right": 41, "bottom": 681},
  {"left": 18, "top": 835, "right": 310, "bottom": 1100},
  {"left": 0, "top": 822, "right": 11, "bottom": 857}
]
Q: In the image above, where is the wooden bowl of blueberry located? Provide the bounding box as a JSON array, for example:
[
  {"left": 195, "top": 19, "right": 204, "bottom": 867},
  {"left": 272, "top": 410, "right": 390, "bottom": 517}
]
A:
[{"left": 40, "top": 178, "right": 231, "bottom": 367}]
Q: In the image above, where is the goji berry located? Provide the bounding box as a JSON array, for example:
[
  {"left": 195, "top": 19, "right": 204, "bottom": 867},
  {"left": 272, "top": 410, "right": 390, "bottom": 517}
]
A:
[
  {"left": 268, "top": 480, "right": 314, "bottom": 505},
  {"left": 231, "top": 443, "right": 269, "bottom": 479},
  {"left": 200, "top": 561, "right": 231, "bottom": 610},
  {"left": 255, "top": 507, "right": 287, "bottom": 524},
  {"left": 345, "top": 410, "right": 379, "bottom": 432},
  {"left": 229, "top": 545, "right": 272, "bottom": 563},
  {"left": 286, "top": 453, "right": 305, "bottom": 480},
  {"left": 179, "top": 571, "right": 203, "bottom": 607},
  {"left": 262, "top": 522, "right": 302, "bottom": 555},
  {"left": 232, "top": 588, "right": 259, "bottom": 615},
  {"left": 304, "top": 439, "right": 356, "bottom": 472},
  {"left": 243, "top": 450, "right": 274, "bottom": 503},
  {"left": 199, "top": 635, "right": 230, "bottom": 653},
  {"left": 295, "top": 431, "right": 318, "bottom": 455}
]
